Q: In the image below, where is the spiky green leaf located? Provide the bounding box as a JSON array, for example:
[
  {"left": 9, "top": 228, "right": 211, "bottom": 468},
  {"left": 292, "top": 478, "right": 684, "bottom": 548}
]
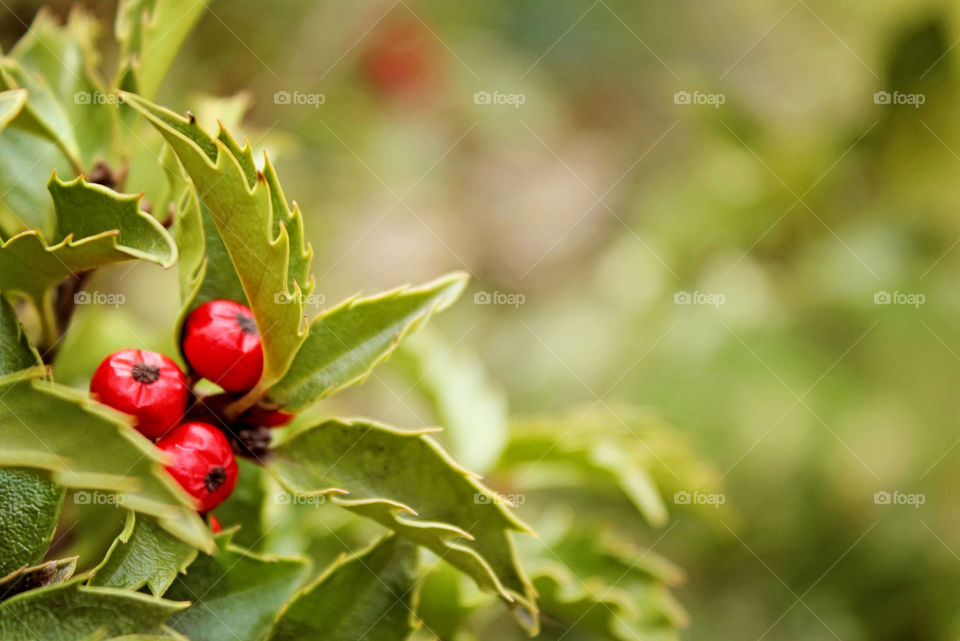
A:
[
  {"left": 0, "top": 174, "right": 176, "bottom": 304},
  {"left": 164, "top": 533, "right": 310, "bottom": 641},
  {"left": 88, "top": 512, "right": 198, "bottom": 596},
  {"left": 267, "top": 418, "right": 538, "bottom": 633},
  {"left": 269, "top": 273, "right": 468, "bottom": 411},
  {"left": 268, "top": 536, "right": 419, "bottom": 641},
  {"left": 121, "top": 91, "right": 313, "bottom": 400}
]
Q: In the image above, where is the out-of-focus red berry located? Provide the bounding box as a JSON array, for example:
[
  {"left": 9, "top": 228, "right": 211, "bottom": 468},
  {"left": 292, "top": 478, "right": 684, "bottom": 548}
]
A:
[{"left": 363, "top": 19, "right": 436, "bottom": 96}]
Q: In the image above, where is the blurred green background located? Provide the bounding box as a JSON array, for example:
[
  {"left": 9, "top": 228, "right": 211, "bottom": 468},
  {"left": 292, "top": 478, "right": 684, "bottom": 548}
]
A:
[{"left": 5, "top": 0, "right": 960, "bottom": 639}]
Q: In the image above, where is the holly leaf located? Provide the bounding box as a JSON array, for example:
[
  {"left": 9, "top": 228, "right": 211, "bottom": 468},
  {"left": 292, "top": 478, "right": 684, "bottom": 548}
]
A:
[
  {"left": 268, "top": 535, "right": 420, "bottom": 641},
  {"left": 171, "top": 185, "right": 246, "bottom": 328},
  {"left": 0, "top": 557, "right": 77, "bottom": 602},
  {"left": 164, "top": 533, "right": 311, "bottom": 641},
  {"left": 115, "top": 0, "right": 212, "bottom": 100},
  {"left": 88, "top": 512, "right": 198, "bottom": 596},
  {"left": 0, "top": 174, "right": 177, "bottom": 304},
  {"left": 10, "top": 8, "right": 116, "bottom": 166},
  {"left": 267, "top": 419, "right": 538, "bottom": 633},
  {"left": 121, "top": 92, "right": 313, "bottom": 402},
  {"left": 0, "top": 577, "right": 188, "bottom": 639},
  {"left": 0, "top": 467, "right": 64, "bottom": 575},
  {"left": 0, "top": 371, "right": 213, "bottom": 552},
  {"left": 0, "top": 295, "right": 42, "bottom": 375},
  {"left": 499, "top": 406, "right": 720, "bottom": 528},
  {"left": 269, "top": 273, "right": 468, "bottom": 411}
]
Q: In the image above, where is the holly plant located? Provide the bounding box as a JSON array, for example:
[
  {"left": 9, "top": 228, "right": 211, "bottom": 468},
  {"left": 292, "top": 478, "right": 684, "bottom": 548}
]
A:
[{"left": 0, "top": 3, "right": 703, "bottom": 640}]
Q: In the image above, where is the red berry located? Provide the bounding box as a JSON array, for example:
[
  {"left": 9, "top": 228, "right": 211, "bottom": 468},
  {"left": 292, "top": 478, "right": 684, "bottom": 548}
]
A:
[
  {"left": 363, "top": 19, "right": 436, "bottom": 97},
  {"left": 250, "top": 407, "right": 295, "bottom": 428},
  {"left": 156, "top": 422, "right": 238, "bottom": 512},
  {"left": 208, "top": 514, "right": 222, "bottom": 533},
  {"left": 183, "top": 300, "right": 263, "bottom": 392},
  {"left": 90, "top": 349, "right": 188, "bottom": 439}
]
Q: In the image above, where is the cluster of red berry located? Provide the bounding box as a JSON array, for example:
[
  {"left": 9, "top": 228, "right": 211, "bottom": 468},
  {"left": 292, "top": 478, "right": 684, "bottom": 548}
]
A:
[{"left": 89, "top": 299, "right": 291, "bottom": 529}]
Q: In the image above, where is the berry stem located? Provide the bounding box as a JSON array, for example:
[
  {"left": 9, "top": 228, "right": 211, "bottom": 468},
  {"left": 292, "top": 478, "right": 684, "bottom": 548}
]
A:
[{"left": 223, "top": 380, "right": 269, "bottom": 421}]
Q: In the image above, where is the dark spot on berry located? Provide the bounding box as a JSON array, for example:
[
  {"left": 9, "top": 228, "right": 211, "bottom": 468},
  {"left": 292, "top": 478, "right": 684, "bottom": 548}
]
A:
[
  {"left": 205, "top": 466, "right": 228, "bottom": 493},
  {"left": 236, "top": 314, "right": 258, "bottom": 335},
  {"left": 131, "top": 362, "right": 161, "bottom": 384},
  {"left": 203, "top": 465, "right": 227, "bottom": 492}
]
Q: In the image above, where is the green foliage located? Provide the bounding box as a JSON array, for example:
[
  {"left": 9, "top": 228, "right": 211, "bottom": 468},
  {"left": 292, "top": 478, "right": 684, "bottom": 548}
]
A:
[
  {"left": 268, "top": 418, "right": 538, "bottom": 632},
  {"left": 270, "top": 273, "right": 468, "bottom": 410},
  {"left": 0, "top": 89, "right": 26, "bottom": 132},
  {"left": 0, "top": 58, "right": 82, "bottom": 172},
  {"left": 163, "top": 532, "right": 310, "bottom": 641},
  {"left": 10, "top": 9, "right": 116, "bottom": 166},
  {"left": 395, "top": 328, "right": 510, "bottom": 473},
  {"left": 0, "top": 577, "right": 187, "bottom": 639},
  {"left": 89, "top": 513, "right": 197, "bottom": 596},
  {"left": 0, "top": 468, "right": 64, "bottom": 575},
  {"left": 114, "top": 0, "right": 211, "bottom": 99},
  {"left": 0, "top": 4, "right": 697, "bottom": 640},
  {"left": 120, "top": 92, "right": 311, "bottom": 406},
  {"left": 268, "top": 536, "right": 419, "bottom": 641},
  {"left": 0, "top": 371, "right": 212, "bottom": 552},
  {"left": 0, "top": 296, "right": 41, "bottom": 374},
  {"left": 0, "top": 174, "right": 175, "bottom": 314}
]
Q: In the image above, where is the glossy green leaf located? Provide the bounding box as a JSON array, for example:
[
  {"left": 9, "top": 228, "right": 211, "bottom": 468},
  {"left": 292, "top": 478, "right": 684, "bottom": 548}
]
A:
[
  {"left": 0, "top": 467, "right": 64, "bottom": 575},
  {"left": 0, "top": 371, "right": 213, "bottom": 552},
  {"left": 268, "top": 536, "right": 419, "bottom": 641},
  {"left": 164, "top": 533, "right": 310, "bottom": 641},
  {"left": 395, "top": 328, "right": 508, "bottom": 473},
  {"left": 11, "top": 9, "right": 116, "bottom": 166},
  {"left": 267, "top": 418, "right": 538, "bottom": 633},
  {"left": 0, "top": 174, "right": 176, "bottom": 304},
  {"left": 89, "top": 512, "right": 198, "bottom": 596},
  {"left": 0, "top": 577, "right": 187, "bottom": 639},
  {"left": 0, "top": 557, "right": 77, "bottom": 602},
  {"left": 121, "top": 92, "right": 313, "bottom": 402},
  {"left": 115, "top": 0, "right": 212, "bottom": 99},
  {"left": 270, "top": 273, "right": 468, "bottom": 411}
]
